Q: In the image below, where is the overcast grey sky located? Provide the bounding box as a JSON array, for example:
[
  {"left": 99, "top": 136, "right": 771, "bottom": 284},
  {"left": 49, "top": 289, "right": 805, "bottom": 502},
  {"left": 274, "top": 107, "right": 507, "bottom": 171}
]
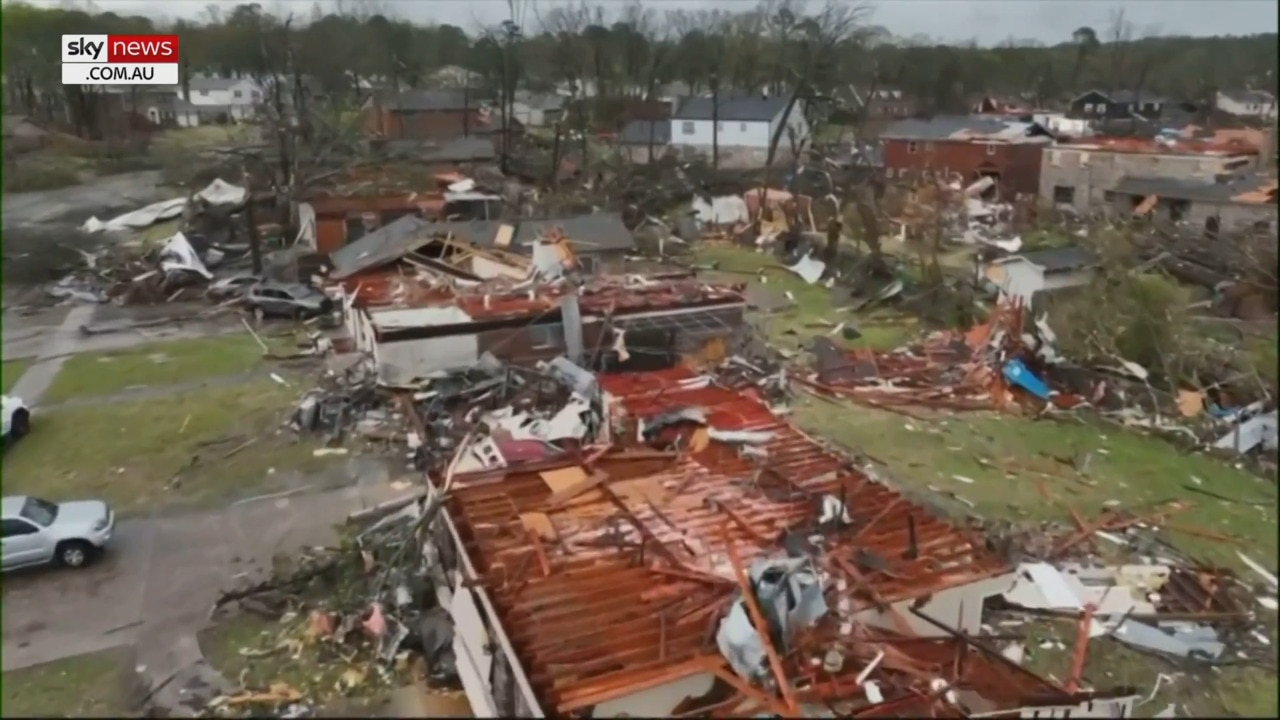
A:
[{"left": 30, "top": 0, "right": 1280, "bottom": 46}]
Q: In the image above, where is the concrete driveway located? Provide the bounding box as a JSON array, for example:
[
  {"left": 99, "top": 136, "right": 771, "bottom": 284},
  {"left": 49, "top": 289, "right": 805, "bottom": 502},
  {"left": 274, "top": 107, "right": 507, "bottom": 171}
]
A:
[{"left": 1, "top": 483, "right": 394, "bottom": 672}]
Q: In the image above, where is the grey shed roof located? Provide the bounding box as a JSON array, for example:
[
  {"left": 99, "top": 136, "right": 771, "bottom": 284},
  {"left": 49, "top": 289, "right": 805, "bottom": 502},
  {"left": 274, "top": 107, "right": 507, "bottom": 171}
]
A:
[
  {"left": 1108, "top": 90, "right": 1170, "bottom": 105},
  {"left": 1113, "top": 174, "right": 1273, "bottom": 204},
  {"left": 880, "top": 116, "right": 1011, "bottom": 141},
  {"left": 1007, "top": 246, "right": 1097, "bottom": 274},
  {"left": 672, "top": 95, "right": 791, "bottom": 122},
  {"left": 329, "top": 216, "right": 439, "bottom": 280},
  {"left": 618, "top": 119, "right": 671, "bottom": 145},
  {"left": 328, "top": 212, "right": 633, "bottom": 279},
  {"left": 380, "top": 89, "right": 475, "bottom": 112},
  {"left": 189, "top": 76, "right": 245, "bottom": 91},
  {"left": 1220, "top": 89, "right": 1275, "bottom": 106},
  {"left": 512, "top": 214, "right": 633, "bottom": 250}
]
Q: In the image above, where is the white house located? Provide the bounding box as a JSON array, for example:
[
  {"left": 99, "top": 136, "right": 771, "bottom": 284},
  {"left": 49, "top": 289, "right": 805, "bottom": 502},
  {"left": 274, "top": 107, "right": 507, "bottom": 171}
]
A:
[
  {"left": 431, "top": 65, "right": 484, "bottom": 89},
  {"left": 510, "top": 92, "right": 565, "bottom": 127},
  {"left": 979, "top": 246, "right": 1096, "bottom": 307},
  {"left": 668, "top": 94, "right": 811, "bottom": 168},
  {"left": 1031, "top": 112, "right": 1091, "bottom": 137},
  {"left": 1216, "top": 90, "right": 1278, "bottom": 121},
  {"left": 180, "top": 76, "right": 262, "bottom": 121}
]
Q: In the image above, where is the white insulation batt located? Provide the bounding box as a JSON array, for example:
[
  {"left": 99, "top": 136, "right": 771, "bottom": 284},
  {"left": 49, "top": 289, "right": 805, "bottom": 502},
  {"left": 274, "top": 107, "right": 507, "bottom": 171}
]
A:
[{"left": 81, "top": 179, "right": 247, "bottom": 233}]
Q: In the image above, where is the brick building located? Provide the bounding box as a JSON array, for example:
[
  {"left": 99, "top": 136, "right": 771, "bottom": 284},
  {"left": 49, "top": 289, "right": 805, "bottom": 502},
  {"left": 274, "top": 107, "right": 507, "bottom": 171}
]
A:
[
  {"left": 880, "top": 116, "right": 1053, "bottom": 197},
  {"left": 361, "top": 89, "right": 514, "bottom": 142}
]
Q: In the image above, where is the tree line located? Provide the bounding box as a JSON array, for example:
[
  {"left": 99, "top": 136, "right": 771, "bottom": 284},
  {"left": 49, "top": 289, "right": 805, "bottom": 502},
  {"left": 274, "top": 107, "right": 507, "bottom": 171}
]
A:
[{"left": 2, "top": 0, "right": 1276, "bottom": 127}]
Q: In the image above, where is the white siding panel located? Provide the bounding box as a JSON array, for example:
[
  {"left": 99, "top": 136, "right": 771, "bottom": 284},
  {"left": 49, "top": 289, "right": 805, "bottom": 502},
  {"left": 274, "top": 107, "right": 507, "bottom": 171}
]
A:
[
  {"left": 377, "top": 335, "right": 479, "bottom": 384},
  {"left": 671, "top": 118, "right": 773, "bottom": 149}
]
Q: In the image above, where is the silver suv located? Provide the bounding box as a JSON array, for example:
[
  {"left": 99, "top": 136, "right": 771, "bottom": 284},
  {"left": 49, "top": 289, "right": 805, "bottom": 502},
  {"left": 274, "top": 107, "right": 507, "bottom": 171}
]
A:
[{"left": 1, "top": 496, "right": 115, "bottom": 570}]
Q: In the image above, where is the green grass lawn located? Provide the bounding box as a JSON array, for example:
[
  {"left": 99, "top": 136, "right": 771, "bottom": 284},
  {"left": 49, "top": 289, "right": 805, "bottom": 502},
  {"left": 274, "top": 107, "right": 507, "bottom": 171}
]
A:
[
  {"left": 794, "top": 398, "right": 1278, "bottom": 570},
  {"left": 2, "top": 359, "right": 33, "bottom": 393},
  {"left": 42, "top": 335, "right": 265, "bottom": 403},
  {"left": 697, "top": 245, "right": 918, "bottom": 352},
  {"left": 793, "top": 396, "right": 1278, "bottom": 717},
  {"left": 151, "top": 124, "right": 256, "bottom": 152},
  {"left": 2, "top": 378, "right": 328, "bottom": 515},
  {"left": 1, "top": 647, "right": 137, "bottom": 717}
]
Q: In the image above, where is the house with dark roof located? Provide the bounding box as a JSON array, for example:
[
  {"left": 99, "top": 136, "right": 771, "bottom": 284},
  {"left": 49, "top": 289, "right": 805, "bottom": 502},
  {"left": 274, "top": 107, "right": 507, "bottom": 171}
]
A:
[
  {"left": 616, "top": 120, "right": 672, "bottom": 163},
  {"left": 1068, "top": 89, "right": 1168, "bottom": 122},
  {"left": 667, "top": 94, "right": 810, "bottom": 168},
  {"left": 360, "top": 89, "right": 508, "bottom": 142},
  {"left": 980, "top": 246, "right": 1098, "bottom": 307},
  {"left": 880, "top": 115, "right": 1052, "bottom": 197},
  {"left": 1215, "top": 89, "right": 1277, "bottom": 121},
  {"left": 1109, "top": 173, "right": 1277, "bottom": 232},
  {"left": 328, "top": 211, "right": 636, "bottom": 280}
]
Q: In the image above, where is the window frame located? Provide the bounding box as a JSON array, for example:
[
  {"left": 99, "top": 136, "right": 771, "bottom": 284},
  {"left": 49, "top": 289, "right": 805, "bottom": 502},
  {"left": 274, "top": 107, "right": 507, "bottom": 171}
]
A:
[{"left": 529, "top": 322, "right": 566, "bottom": 349}]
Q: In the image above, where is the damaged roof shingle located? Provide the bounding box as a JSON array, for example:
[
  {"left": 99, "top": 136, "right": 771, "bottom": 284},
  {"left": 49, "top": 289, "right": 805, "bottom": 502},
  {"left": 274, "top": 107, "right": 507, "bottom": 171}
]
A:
[
  {"left": 438, "top": 367, "right": 1012, "bottom": 715},
  {"left": 329, "top": 213, "right": 634, "bottom": 280}
]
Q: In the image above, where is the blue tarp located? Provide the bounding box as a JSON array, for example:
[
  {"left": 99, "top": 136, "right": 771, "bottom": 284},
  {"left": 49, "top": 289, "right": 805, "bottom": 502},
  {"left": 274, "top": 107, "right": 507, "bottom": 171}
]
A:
[{"left": 1003, "top": 359, "right": 1050, "bottom": 400}]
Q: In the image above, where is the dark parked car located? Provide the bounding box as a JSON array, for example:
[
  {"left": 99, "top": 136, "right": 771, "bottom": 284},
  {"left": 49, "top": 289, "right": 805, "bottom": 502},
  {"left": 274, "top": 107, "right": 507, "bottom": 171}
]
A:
[{"left": 244, "top": 281, "right": 334, "bottom": 320}]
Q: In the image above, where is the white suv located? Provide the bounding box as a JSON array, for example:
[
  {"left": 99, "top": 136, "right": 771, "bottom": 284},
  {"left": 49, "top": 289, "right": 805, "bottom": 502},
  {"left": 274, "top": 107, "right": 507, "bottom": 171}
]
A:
[{"left": 2, "top": 496, "right": 115, "bottom": 570}]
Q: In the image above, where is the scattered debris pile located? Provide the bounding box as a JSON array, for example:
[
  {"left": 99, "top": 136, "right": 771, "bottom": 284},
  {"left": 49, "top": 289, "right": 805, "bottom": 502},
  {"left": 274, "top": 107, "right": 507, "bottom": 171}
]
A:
[
  {"left": 288, "top": 353, "right": 604, "bottom": 475},
  {"left": 45, "top": 178, "right": 262, "bottom": 307},
  {"left": 209, "top": 353, "right": 1278, "bottom": 718},
  {"left": 798, "top": 299, "right": 1276, "bottom": 457},
  {"left": 801, "top": 298, "right": 1076, "bottom": 414},
  {"left": 203, "top": 495, "right": 456, "bottom": 717}
]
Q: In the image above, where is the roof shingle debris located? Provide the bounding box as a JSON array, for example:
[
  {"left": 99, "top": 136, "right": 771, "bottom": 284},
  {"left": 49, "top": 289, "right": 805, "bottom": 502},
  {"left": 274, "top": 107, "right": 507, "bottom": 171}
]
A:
[
  {"left": 201, "top": 296, "right": 1267, "bottom": 717},
  {"left": 430, "top": 364, "right": 1153, "bottom": 717}
]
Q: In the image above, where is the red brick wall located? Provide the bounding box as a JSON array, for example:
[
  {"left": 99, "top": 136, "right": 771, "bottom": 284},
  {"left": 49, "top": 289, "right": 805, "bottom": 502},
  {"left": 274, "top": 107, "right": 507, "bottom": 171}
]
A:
[
  {"left": 359, "top": 102, "right": 486, "bottom": 141},
  {"left": 883, "top": 138, "right": 1045, "bottom": 196}
]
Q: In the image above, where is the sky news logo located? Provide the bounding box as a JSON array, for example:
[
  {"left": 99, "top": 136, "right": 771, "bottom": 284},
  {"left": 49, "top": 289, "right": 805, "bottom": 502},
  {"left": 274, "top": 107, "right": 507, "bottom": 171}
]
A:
[{"left": 61, "top": 34, "right": 180, "bottom": 85}]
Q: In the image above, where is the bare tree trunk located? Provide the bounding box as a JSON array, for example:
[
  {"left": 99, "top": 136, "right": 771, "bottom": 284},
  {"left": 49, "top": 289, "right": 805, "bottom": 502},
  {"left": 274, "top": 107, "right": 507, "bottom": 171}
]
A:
[
  {"left": 577, "top": 96, "right": 589, "bottom": 174},
  {"left": 462, "top": 84, "right": 471, "bottom": 136},
  {"left": 711, "top": 72, "right": 720, "bottom": 169},
  {"left": 822, "top": 216, "right": 842, "bottom": 271},
  {"left": 550, "top": 120, "right": 563, "bottom": 188},
  {"left": 499, "top": 48, "right": 510, "bottom": 172},
  {"left": 244, "top": 175, "right": 264, "bottom": 275}
]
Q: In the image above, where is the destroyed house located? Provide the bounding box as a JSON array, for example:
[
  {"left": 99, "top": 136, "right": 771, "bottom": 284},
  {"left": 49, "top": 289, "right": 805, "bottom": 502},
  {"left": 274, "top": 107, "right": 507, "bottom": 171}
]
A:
[
  {"left": 1109, "top": 173, "right": 1277, "bottom": 232},
  {"left": 422, "top": 367, "right": 1140, "bottom": 717},
  {"left": 1039, "top": 136, "right": 1262, "bottom": 214},
  {"left": 880, "top": 116, "right": 1052, "bottom": 197},
  {"left": 328, "top": 212, "right": 636, "bottom": 281},
  {"left": 301, "top": 152, "right": 501, "bottom": 254},
  {"left": 344, "top": 279, "right": 747, "bottom": 385}
]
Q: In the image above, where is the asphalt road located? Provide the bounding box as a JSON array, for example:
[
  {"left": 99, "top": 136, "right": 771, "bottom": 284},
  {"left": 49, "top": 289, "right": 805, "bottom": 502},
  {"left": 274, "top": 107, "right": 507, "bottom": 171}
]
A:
[{"left": 1, "top": 483, "right": 386, "bottom": 673}]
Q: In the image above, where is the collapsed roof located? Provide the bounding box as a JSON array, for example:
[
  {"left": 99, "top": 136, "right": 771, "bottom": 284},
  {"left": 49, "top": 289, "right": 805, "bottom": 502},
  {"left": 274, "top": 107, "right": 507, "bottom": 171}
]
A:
[
  {"left": 329, "top": 213, "right": 634, "bottom": 280},
  {"left": 430, "top": 366, "right": 1141, "bottom": 717}
]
